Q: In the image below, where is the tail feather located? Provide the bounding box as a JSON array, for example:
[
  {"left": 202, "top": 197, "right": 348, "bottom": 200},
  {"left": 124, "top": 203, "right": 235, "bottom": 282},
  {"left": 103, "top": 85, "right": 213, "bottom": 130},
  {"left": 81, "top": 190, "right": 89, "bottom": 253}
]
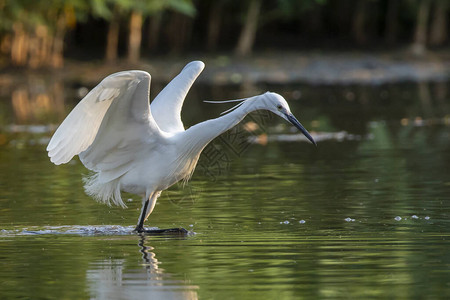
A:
[{"left": 83, "top": 173, "right": 126, "bottom": 208}]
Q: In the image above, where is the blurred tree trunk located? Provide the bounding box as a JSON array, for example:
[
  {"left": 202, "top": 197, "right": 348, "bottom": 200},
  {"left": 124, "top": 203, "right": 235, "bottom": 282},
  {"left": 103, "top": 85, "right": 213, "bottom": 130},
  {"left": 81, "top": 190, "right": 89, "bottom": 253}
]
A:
[
  {"left": 29, "top": 25, "right": 49, "bottom": 68},
  {"left": 51, "top": 13, "right": 66, "bottom": 68},
  {"left": 352, "top": 0, "right": 367, "bottom": 44},
  {"left": 412, "top": 0, "right": 431, "bottom": 54},
  {"left": 206, "top": 0, "right": 223, "bottom": 51},
  {"left": 0, "top": 34, "right": 12, "bottom": 56},
  {"left": 331, "top": 0, "right": 352, "bottom": 36},
  {"left": 307, "top": 4, "right": 324, "bottom": 36},
  {"left": 105, "top": 6, "right": 120, "bottom": 63},
  {"left": 28, "top": 34, "right": 39, "bottom": 68},
  {"left": 429, "top": 0, "right": 448, "bottom": 46},
  {"left": 147, "top": 13, "right": 162, "bottom": 51},
  {"left": 384, "top": 0, "right": 399, "bottom": 44},
  {"left": 11, "top": 22, "right": 28, "bottom": 66},
  {"left": 235, "top": 0, "right": 262, "bottom": 57},
  {"left": 167, "top": 13, "right": 193, "bottom": 54},
  {"left": 127, "top": 11, "right": 143, "bottom": 63}
]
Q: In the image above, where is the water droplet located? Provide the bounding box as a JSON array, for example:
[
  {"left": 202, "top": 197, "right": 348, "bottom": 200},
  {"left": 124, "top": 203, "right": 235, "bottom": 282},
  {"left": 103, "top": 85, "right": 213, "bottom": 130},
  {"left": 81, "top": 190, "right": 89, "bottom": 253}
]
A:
[
  {"left": 283, "top": 220, "right": 290, "bottom": 224},
  {"left": 424, "top": 216, "right": 430, "bottom": 220},
  {"left": 394, "top": 216, "right": 402, "bottom": 221},
  {"left": 345, "top": 217, "right": 355, "bottom": 222},
  {"left": 411, "top": 215, "right": 419, "bottom": 219},
  {"left": 299, "top": 220, "right": 306, "bottom": 224}
]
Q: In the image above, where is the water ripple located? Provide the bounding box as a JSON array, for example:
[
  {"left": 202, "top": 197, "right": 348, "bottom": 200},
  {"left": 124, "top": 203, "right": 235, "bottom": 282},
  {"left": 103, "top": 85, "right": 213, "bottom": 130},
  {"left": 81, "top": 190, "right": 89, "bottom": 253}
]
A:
[{"left": 1, "top": 225, "right": 137, "bottom": 236}]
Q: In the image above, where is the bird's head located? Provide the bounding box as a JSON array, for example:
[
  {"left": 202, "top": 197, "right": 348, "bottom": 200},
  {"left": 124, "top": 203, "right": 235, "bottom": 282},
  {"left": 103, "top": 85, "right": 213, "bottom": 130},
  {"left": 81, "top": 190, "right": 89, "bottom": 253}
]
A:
[
  {"left": 262, "top": 92, "right": 316, "bottom": 146},
  {"left": 205, "top": 92, "right": 316, "bottom": 146}
]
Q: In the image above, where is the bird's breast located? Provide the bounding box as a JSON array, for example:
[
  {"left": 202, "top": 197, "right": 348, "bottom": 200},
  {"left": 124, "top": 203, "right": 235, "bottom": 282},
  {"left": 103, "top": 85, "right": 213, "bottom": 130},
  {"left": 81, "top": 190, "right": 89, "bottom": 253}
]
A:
[{"left": 120, "top": 148, "right": 201, "bottom": 194}]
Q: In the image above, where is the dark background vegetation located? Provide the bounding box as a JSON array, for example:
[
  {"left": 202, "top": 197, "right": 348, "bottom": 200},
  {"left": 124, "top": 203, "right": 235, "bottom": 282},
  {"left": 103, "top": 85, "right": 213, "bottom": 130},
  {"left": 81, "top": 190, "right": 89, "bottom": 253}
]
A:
[{"left": 0, "top": 0, "right": 448, "bottom": 69}]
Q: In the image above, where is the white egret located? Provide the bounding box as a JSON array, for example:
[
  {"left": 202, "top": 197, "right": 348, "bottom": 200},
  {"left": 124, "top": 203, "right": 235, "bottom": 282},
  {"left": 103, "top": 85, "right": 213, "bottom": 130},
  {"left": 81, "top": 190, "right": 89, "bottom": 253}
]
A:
[{"left": 47, "top": 61, "right": 316, "bottom": 234}]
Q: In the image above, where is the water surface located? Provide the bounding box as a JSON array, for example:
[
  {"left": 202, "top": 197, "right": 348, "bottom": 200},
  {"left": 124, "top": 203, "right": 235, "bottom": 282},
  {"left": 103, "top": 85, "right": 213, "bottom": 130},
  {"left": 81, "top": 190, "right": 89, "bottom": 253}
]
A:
[{"left": 0, "top": 79, "right": 449, "bottom": 299}]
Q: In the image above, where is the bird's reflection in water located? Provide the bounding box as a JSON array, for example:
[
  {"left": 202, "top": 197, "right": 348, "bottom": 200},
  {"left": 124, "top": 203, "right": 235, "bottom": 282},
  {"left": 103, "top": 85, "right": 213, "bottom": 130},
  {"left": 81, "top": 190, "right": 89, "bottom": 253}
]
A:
[
  {"left": 138, "top": 234, "right": 162, "bottom": 277},
  {"left": 87, "top": 235, "right": 198, "bottom": 300}
]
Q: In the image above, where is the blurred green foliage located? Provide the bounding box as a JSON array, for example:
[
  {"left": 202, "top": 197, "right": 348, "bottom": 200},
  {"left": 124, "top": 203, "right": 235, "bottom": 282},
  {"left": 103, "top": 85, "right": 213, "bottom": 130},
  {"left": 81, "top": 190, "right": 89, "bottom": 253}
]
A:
[{"left": 0, "top": 0, "right": 447, "bottom": 67}]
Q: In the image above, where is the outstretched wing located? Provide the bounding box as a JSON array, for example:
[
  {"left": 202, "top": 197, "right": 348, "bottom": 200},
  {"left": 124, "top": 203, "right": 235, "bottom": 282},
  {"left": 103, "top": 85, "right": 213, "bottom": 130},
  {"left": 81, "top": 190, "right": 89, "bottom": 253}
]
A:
[
  {"left": 47, "top": 71, "right": 161, "bottom": 178},
  {"left": 150, "top": 60, "right": 204, "bottom": 133}
]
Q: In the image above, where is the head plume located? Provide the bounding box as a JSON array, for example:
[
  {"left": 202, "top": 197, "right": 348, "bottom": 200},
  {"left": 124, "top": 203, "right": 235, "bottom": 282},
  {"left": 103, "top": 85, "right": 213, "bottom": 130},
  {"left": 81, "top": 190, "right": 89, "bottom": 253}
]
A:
[{"left": 204, "top": 97, "right": 249, "bottom": 115}]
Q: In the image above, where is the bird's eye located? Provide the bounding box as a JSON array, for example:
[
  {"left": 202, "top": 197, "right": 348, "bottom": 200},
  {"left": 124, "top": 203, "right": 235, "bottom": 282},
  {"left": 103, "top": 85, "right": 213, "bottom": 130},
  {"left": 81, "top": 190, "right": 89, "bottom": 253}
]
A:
[{"left": 276, "top": 105, "right": 283, "bottom": 110}]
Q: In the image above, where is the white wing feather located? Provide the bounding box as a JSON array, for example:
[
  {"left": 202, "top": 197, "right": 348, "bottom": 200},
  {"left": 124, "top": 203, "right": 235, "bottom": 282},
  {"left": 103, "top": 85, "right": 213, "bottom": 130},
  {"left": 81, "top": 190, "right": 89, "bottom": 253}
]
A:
[
  {"left": 47, "top": 71, "right": 161, "bottom": 177},
  {"left": 150, "top": 60, "right": 204, "bottom": 133}
]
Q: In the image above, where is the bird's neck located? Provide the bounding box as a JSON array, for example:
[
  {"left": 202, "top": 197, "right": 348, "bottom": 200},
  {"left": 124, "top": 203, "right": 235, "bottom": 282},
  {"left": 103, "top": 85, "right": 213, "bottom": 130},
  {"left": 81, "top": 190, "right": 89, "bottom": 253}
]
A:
[{"left": 180, "top": 95, "right": 266, "bottom": 153}]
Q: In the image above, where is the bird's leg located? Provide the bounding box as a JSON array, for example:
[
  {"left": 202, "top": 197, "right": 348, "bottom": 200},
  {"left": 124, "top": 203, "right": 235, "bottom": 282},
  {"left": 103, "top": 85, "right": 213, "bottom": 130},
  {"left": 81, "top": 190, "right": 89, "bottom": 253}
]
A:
[
  {"left": 134, "top": 198, "right": 150, "bottom": 232},
  {"left": 134, "top": 192, "right": 189, "bottom": 235},
  {"left": 135, "top": 192, "right": 157, "bottom": 233}
]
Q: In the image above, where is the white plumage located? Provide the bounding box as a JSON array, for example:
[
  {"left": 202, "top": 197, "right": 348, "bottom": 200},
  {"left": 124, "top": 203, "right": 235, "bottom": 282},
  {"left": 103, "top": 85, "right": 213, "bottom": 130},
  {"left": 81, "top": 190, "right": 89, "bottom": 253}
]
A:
[{"left": 47, "top": 60, "right": 316, "bottom": 233}]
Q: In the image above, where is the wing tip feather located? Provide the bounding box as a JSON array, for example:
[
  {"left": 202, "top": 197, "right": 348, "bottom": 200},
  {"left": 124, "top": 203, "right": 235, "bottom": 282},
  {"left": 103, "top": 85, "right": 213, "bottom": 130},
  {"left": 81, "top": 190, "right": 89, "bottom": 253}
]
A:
[
  {"left": 49, "top": 154, "right": 69, "bottom": 165},
  {"left": 186, "top": 60, "right": 205, "bottom": 72}
]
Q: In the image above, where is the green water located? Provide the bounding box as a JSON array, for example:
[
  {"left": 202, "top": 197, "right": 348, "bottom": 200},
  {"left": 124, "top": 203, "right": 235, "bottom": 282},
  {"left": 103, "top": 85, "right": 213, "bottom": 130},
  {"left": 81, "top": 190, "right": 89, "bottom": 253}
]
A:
[{"left": 0, "top": 79, "right": 449, "bottom": 299}]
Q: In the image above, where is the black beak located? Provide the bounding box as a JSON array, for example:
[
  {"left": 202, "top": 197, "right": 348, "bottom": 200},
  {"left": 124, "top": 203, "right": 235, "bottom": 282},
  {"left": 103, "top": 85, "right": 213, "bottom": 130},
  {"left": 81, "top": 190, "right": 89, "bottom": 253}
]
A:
[{"left": 286, "top": 113, "right": 317, "bottom": 146}]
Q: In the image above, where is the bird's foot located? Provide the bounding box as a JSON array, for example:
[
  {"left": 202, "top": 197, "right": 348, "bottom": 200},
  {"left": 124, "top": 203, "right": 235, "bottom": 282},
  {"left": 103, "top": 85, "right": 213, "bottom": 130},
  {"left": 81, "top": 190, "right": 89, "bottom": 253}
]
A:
[{"left": 134, "top": 226, "right": 190, "bottom": 236}]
